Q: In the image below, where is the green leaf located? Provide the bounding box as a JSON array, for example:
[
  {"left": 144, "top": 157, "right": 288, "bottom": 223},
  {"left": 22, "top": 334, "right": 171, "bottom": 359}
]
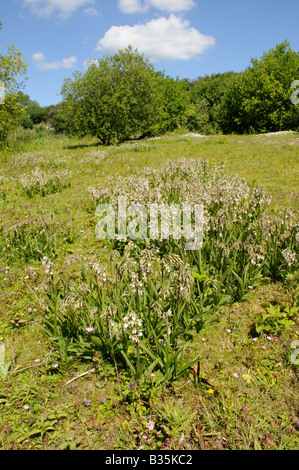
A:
[
  {"left": 0, "top": 342, "right": 5, "bottom": 366},
  {"left": 138, "top": 341, "right": 163, "bottom": 368},
  {"left": 119, "top": 350, "right": 136, "bottom": 375}
]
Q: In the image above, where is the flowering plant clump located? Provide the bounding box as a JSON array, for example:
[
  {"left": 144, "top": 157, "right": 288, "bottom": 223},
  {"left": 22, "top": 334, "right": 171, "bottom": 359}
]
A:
[
  {"left": 11, "top": 150, "right": 68, "bottom": 170},
  {"left": 123, "top": 312, "right": 143, "bottom": 343},
  {"left": 44, "top": 242, "right": 201, "bottom": 381},
  {"left": 19, "top": 167, "right": 71, "bottom": 197},
  {"left": 43, "top": 158, "right": 298, "bottom": 382},
  {"left": 89, "top": 158, "right": 298, "bottom": 299},
  {"left": 42, "top": 256, "right": 54, "bottom": 276},
  {"left": 80, "top": 149, "right": 109, "bottom": 166},
  {"left": 0, "top": 214, "right": 76, "bottom": 263}
]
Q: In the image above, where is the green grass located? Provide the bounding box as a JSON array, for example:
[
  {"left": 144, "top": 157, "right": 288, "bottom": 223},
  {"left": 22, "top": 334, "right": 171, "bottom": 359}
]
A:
[{"left": 0, "top": 130, "right": 298, "bottom": 450}]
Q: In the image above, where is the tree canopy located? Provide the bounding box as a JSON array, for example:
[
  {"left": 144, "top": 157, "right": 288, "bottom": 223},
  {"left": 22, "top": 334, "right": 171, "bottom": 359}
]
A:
[
  {"left": 58, "top": 41, "right": 299, "bottom": 142},
  {"left": 61, "top": 46, "right": 165, "bottom": 144},
  {"left": 2, "top": 38, "right": 297, "bottom": 146},
  {"left": 0, "top": 22, "right": 28, "bottom": 145},
  {"left": 216, "top": 41, "right": 299, "bottom": 133}
]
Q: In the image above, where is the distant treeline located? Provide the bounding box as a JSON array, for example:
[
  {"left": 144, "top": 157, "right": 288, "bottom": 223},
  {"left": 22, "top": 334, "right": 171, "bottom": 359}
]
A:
[
  {"left": 18, "top": 98, "right": 66, "bottom": 134},
  {"left": 5, "top": 40, "right": 299, "bottom": 146}
]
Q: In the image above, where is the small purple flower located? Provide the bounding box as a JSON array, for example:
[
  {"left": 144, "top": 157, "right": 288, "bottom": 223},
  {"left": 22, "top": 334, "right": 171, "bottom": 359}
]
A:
[
  {"left": 128, "top": 381, "right": 137, "bottom": 390},
  {"left": 83, "top": 398, "right": 91, "bottom": 407}
]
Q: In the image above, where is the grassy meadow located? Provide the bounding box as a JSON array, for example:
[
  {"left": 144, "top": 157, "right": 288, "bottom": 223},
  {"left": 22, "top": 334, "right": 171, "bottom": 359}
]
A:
[{"left": 0, "top": 129, "right": 298, "bottom": 450}]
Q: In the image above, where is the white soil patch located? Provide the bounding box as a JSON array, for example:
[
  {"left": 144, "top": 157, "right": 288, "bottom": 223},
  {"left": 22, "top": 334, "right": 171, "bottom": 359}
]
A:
[
  {"left": 181, "top": 133, "right": 207, "bottom": 138},
  {"left": 257, "top": 130, "right": 296, "bottom": 136}
]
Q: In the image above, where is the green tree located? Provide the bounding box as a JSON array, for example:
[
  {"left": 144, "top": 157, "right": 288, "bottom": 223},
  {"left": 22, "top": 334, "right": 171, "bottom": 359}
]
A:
[
  {"left": 61, "top": 46, "right": 165, "bottom": 144},
  {"left": 0, "top": 22, "right": 28, "bottom": 145},
  {"left": 188, "top": 72, "right": 236, "bottom": 133},
  {"left": 185, "top": 98, "right": 214, "bottom": 134},
  {"left": 46, "top": 103, "right": 66, "bottom": 133},
  {"left": 217, "top": 41, "right": 299, "bottom": 134},
  {"left": 17, "top": 93, "right": 34, "bottom": 128},
  {"left": 159, "top": 75, "right": 190, "bottom": 133},
  {"left": 27, "top": 100, "right": 48, "bottom": 125},
  {"left": 18, "top": 93, "right": 49, "bottom": 128}
]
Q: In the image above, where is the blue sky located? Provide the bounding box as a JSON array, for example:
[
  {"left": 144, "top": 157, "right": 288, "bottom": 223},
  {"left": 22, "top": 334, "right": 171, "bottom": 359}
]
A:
[{"left": 1, "top": 0, "right": 298, "bottom": 107}]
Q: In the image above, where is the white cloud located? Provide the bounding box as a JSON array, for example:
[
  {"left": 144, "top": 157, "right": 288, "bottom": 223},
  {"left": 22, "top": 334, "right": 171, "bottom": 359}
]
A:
[
  {"left": 32, "top": 51, "right": 46, "bottom": 62},
  {"left": 22, "top": 0, "right": 94, "bottom": 18},
  {"left": 118, "top": 0, "right": 196, "bottom": 14},
  {"left": 32, "top": 52, "right": 77, "bottom": 70},
  {"left": 149, "top": 0, "right": 195, "bottom": 11},
  {"left": 96, "top": 14, "right": 215, "bottom": 61},
  {"left": 118, "top": 0, "right": 146, "bottom": 14},
  {"left": 61, "top": 57, "right": 78, "bottom": 68},
  {"left": 83, "top": 6, "right": 101, "bottom": 16}
]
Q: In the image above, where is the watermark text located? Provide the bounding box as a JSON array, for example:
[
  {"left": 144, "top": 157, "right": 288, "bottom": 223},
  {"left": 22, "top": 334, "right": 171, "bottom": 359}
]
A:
[{"left": 95, "top": 197, "right": 203, "bottom": 250}]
